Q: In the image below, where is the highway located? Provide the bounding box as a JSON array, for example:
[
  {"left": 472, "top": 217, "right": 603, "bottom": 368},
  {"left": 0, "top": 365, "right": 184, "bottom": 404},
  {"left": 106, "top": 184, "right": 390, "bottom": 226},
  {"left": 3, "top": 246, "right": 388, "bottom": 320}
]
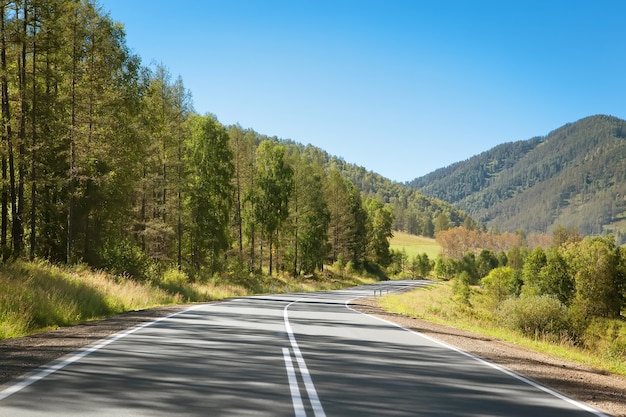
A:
[{"left": 0, "top": 280, "right": 611, "bottom": 416}]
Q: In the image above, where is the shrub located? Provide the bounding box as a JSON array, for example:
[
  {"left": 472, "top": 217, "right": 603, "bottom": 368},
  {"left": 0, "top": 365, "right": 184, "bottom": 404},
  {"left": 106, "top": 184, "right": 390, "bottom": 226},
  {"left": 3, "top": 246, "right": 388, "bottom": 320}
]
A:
[
  {"left": 497, "top": 295, "right": 570, "bottom": 340},
  {"left": 99, "top": 239, "right": 150, "bottom": 280}
]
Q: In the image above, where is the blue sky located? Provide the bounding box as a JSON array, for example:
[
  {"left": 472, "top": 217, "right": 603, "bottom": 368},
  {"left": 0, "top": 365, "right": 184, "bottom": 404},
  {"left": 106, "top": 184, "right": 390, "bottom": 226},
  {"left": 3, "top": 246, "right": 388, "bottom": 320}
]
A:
[{"left": 99, "top": 0, "right": 626, "bottom": 182}]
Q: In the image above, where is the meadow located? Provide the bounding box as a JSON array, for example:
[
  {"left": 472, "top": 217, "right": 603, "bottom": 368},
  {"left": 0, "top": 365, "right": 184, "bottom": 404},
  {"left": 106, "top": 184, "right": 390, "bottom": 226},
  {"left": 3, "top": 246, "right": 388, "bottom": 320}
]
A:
[{"left": 389, "top": 231, "right": 440, "bottom": 259}]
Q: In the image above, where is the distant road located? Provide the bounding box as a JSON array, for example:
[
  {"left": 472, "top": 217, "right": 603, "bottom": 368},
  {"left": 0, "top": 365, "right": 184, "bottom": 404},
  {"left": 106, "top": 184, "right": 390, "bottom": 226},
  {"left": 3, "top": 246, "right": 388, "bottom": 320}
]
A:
[{"left": 0, "top": 281, "right": 611, "bottom": 416}]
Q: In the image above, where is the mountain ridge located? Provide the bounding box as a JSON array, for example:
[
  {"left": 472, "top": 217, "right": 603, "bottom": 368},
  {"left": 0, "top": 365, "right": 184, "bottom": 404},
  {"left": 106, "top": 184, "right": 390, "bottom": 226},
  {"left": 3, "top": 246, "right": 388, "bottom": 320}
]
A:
[{"left": 407, "top": 114, "right": 626, "bottom": 243}]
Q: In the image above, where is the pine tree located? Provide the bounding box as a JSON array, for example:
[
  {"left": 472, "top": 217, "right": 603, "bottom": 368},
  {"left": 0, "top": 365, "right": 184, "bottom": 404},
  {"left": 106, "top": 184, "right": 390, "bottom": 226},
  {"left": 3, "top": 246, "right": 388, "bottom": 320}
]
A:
[{"left": 186, "top": 114, "right": 234, "bottom": 275}]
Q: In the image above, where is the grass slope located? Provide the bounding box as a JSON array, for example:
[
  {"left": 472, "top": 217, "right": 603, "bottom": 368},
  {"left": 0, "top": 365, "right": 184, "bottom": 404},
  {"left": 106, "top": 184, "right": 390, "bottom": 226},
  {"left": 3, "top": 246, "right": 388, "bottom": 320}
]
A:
[
  {"left": 0, "top": 260, "right": 377, "bottom": 341},
  {"left": 379, "top": 281, "right": 626, "bottom": 376},
  {"left": 390, "top": 231, "right": 440, "bottom": 259}
]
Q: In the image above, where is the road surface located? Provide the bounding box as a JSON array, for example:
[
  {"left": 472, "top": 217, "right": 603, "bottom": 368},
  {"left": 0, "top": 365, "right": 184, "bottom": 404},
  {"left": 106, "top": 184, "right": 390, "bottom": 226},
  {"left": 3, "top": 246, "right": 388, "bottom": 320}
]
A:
[{"left": 0, "top": 280, "right": 611, "bottom": 416}]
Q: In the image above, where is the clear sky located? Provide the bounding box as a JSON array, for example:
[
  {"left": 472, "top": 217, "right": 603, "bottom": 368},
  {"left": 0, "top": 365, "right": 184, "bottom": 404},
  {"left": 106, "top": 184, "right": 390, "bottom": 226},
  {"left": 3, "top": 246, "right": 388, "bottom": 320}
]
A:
[{"left": 98, "top": 0, "right": 625, "bottom": 182}]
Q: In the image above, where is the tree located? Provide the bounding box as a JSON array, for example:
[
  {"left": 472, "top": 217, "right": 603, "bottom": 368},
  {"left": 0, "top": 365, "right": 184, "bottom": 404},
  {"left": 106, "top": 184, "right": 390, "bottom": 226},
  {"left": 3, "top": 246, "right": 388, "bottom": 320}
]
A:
[
  {"left": 326, "top": 169, "right": 352, "bottom": 263},
  {"left": 552, "top": 224, "right": 581, "bottom": 248},
  {"left": 228, "top": 125, "right": 256, "bottom": 260},
  {"left": 366, "top": 198, "right": 394, "bottom": 267},
  {"left": 61, "top": 1, "right": 143, "bottom": 264},
  {"left": 566, "top": 236, "right": 625, "bottom": 319},
  {"left": 186, "top": 114, "right": 234, "bottom": 275},
  {"left": 412, "top": 253, "right": 432, "bottom": 277},
  {"left": 477, "top": 249, "right": 499, "bottom": 279},
  {"left": 288, "top": 155, "right": 329, "bottom": 275},
  {"left": 434, "top": 212, "right": 451, "bottom": 234},
  {"left": 0, "top": 2, "right": 15, "bottom": 257},
  {"left": 538, "top": 248, "right": 574, "bottom": 306},
  {"left": 521, "top": 247, "right": 547, "bottom": 296},
  {"left": 252, "top": 140, "right": 293, "bottom": 275},
  {"left": 482, "top": 266, "right": 514, "bottom": 309}
]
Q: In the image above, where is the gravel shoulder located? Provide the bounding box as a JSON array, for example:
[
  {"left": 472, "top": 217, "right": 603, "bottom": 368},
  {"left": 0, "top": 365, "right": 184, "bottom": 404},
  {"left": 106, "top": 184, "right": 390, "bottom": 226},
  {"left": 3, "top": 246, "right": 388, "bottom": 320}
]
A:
[{"left": 1, "top": 298, "right": 626, "bottom": 416}]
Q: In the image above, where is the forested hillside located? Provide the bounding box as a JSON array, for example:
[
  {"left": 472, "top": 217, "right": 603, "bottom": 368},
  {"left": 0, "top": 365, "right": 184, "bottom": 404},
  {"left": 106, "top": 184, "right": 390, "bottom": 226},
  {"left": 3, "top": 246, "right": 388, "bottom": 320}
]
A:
[
  {"left": 408, "top": 115, "right": 626, "bottom": 243},
  {"left": 280, "top": 140, "right": 474, "bottom": 238}
]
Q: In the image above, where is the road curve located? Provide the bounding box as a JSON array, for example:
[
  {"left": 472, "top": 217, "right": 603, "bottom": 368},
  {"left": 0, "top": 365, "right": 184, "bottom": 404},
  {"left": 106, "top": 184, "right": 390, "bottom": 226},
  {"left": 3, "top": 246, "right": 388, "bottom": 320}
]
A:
[{"left": 0, "top": 280, "right": 612, "bottom": 416}]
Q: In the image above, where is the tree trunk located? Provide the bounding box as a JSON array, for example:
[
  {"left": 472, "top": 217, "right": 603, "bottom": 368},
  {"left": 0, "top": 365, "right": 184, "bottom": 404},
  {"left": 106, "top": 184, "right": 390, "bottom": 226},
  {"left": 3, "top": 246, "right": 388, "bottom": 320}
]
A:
[
  {"left": 177, "top": 144, "right": 182, "bottom": 268},
  {"left": 29, "top": 5, "right": 38, "bottom": 260},
  {"left": 15, "top": 0, "right": 29, "bottom": 256},
  {"left": 1, "top": 4, "right": 17, "bottom": 257},
  {"left": 67, "top": 7, "right": 79, "bottom": 264},
  {"left": 268, "top": 238, "right": 273, "bottom": 276},
  {"left": 0, "top": 4, "right": 7, "bottom": 255}
]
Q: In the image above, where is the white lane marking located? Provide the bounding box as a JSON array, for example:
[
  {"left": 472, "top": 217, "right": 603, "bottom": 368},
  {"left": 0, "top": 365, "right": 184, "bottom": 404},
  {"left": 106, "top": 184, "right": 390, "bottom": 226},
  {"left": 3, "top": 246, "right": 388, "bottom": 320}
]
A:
[
  {"left": 283, "top": 348, "right": 306, "bottom": 417},
  {"left": 345, "top": 298, "right": 611, "bottom": 417},
  {"left": 284, "top": 299, "right": 326, "bottom": 417},
  {"left": 0, "top": 304, "right": 204, "bottom": 401}
]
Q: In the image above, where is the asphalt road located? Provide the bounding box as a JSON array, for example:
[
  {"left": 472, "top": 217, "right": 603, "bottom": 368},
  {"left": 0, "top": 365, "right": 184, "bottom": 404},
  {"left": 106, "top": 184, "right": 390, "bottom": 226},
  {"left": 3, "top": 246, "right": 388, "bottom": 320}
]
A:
[{"left": 0, "top": 280, "right": 611, "bottom": 416}]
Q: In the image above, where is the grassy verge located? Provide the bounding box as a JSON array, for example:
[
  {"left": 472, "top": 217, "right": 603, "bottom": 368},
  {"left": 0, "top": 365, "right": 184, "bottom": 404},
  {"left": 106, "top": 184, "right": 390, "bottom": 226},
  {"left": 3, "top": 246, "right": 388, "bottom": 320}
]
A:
[
  {"left": 378, "top": 281, "right": 626, "bottom": 376},
  {"left": 0, "top": 260, "right": 377, "bottom": 341},
  {"left": 390, "top": 231, "right": 440, "bottom": 259}
]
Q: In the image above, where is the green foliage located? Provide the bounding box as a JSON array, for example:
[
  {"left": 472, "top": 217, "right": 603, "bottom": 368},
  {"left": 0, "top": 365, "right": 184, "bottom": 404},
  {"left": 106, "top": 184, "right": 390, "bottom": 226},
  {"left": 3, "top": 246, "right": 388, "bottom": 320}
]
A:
[
  {"left": 433, "top": 256, "right": 446, "bottom": 280},
  {"left": 187, "top": 114, "right": 235, "bottom": 273},
  {"left": 410, "top": 253, "right": 433, "bottom": 278},
  {"left": 507, "top": 269, "right": 524, "bottom": 297},
  {"left": 458, "top": 252, "right": 479, "bottom": 284},
  {"left": 565, "top": 236, "right": 625, "bottom": 319},
  {"left": 99, "top": 239, "right": 151, "bottom": 280},
  {"left": 366, "top": 199, "right": 394, "bottom": 267},
  {"left": 521, "top": 247, "right": 547, "bottom": 296},
  {"left": 476, "top": 249, "right": 500, "bottom": 279},
  {"left": 497, "top": 295, "right": 571, "bottom": 340},
  {"left": 388, "top": 249, "right": 408, "bottom": 276},
  {"left": 289, "top": 155, "right": 330, "bottom": 275},
  {"left": 434, "top": 212, "right": 451, "bottom": 234},
  {"left": 453, "top": 271, "right": 471, "bottom": 305},
  {"left": 538, "top": 248, "right": 574, "bottom": 305},
  {"left": 481, "top": 266, "right": 514, "bottom": 308}
]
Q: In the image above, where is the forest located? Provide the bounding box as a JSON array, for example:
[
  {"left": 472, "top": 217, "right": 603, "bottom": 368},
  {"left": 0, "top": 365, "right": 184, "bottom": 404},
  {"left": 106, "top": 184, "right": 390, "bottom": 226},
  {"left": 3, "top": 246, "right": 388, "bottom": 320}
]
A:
[{"left": 0, "top": 0, "right": 471, "bottom": 282}]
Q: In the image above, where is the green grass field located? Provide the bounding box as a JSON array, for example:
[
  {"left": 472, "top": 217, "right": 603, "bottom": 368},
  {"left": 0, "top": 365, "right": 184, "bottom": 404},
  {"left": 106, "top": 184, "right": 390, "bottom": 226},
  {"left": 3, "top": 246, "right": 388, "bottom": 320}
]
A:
[{"left": 390, "top": 231, "right": 440, "bottom": 259}]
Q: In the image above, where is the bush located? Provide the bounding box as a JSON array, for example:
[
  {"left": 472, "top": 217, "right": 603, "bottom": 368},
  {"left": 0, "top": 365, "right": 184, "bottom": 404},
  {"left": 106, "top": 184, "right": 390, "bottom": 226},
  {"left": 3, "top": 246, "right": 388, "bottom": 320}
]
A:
[
  {"left": 497, "top": 295, "right": 571, "bottom": 340},
  {"left": 99, "top": 239, "right": 151, "bottom": 280}
]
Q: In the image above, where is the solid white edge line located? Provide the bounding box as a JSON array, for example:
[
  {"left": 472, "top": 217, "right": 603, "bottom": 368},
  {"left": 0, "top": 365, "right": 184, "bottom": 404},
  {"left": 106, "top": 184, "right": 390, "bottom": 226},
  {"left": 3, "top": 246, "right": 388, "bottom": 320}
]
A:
[
  {"left": 0, "top": 304, "right": 204, "bottom": 401},
  {"left": 345, "top": 296, "right": 612, "bottom": 417},
  {"left": 284, "top": 299, "right": 327, "bottom": 417},
  {"left": 283, "top": 347, "right": 306, "bottom": 417}
]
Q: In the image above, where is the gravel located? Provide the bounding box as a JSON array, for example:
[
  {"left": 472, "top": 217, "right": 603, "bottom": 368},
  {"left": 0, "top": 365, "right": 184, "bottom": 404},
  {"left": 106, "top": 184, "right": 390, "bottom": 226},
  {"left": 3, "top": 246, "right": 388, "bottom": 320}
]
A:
[{"left": 1, "top": 298, "right": 625, "bottom": 416}]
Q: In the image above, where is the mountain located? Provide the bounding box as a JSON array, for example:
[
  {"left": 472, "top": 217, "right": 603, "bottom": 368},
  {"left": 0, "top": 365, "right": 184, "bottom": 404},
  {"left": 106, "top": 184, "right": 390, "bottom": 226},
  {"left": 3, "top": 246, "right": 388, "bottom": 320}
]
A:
[{"left": 407, "top": 115, "right": 626, "bottom": 243}]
